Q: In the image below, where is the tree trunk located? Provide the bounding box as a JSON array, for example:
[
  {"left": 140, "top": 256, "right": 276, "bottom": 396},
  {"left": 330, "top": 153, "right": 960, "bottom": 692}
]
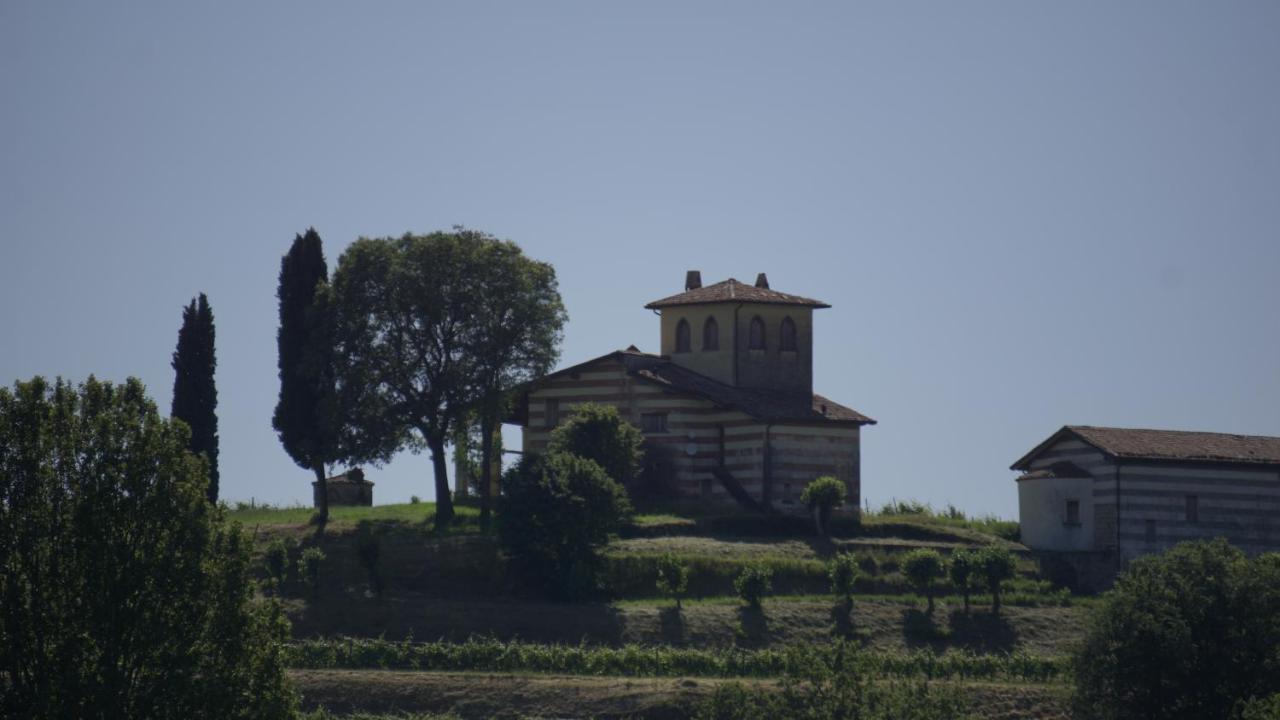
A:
[
  {"left": 963, "top": 590, "right": 970, "bottom": 615},
  {"left": 429, "top": 434, "right": 454, "bottom": 530},
  {"left": 312, "top": 463, "right": 329, "bottom": 529},
  {"left": 992, "top": 585, "right": 1001, "bottom": 615},
  {"left": 812, "top": 506, "right": 824, "bottom": 536},
  {"left": 479, "top": 412, "right": 495, "bottom": 531}
]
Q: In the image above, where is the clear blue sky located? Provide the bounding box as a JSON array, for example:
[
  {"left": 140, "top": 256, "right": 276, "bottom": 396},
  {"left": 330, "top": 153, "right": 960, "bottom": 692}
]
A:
[{"left": 4, "top": 2, "right": 1278, "bottom": 517}]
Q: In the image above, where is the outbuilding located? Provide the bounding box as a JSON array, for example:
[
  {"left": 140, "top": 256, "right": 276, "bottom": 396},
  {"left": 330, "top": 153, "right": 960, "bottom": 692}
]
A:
[{"left": 1013, "top": 425, "right": 1280, "bottom": 587}]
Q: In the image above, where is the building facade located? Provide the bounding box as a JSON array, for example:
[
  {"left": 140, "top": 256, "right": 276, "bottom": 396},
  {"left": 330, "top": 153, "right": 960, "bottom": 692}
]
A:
[
  {"left": 1013, "top": 425, "right": 1280, "bottom": 586},
  {"left": 507, "top": 271, "right": 875, "bottom": 510}
]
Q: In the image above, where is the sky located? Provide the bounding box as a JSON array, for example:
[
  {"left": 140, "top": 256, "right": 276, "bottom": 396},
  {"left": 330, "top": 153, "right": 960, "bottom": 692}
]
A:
[{"left": 3, "top": 2, "right": 1278, "bottom": 518}]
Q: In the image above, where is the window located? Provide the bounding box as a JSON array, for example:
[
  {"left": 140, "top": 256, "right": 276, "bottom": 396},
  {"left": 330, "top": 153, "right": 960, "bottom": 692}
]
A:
[
  {"left": 702, "top": 316, "right": 719, "bottom": 351},
  {"left": 780, "top": 316, "right": 797, "bottom": 351},
  {"left": 675, "top": 318, "right": 691, "bottom": 353},
  {"left": 1185, "top": 495, "right": 1199, "bottom": 523},
  {"left": 544, "top": 398, "right": 560, "bottom": 429},
  {"left": 641, "top": 412, "right": 668, "bottom": 434},
  {"left": 748, "top": 316, "right": 766, "bottom": 350},
  {"left": 1065, "top": 499, "right": 1080, "bottom": 525}
]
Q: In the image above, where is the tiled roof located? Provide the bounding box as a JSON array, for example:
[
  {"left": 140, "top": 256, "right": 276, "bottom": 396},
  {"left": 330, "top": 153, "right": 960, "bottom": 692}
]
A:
[
  {"left": 1068, "top": 425, "right": 1280, "bottom": 465},
  {"left": 645, "top": 279, "right": 830, "bottom": 309},
  {"left": 619, "top": 350, "right": 874, "bottom": 425},
  {"left": 1013, "top": 425, "right": 1280, "bottom": 469}
]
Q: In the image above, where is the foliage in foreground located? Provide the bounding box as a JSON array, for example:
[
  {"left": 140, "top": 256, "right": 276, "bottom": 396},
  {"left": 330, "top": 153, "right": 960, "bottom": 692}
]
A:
[
  {"left": 695, "top": 646, "right": 970, "bottom": 720},
  {"left": 0, "top": 377, "right": 297, "bottom": 720},
  {"left": 1072, "top": 539, "right": 1280, "bottom": 720},
  {"left": 498, "top": 452, "right": 632, "bottom": 599}
]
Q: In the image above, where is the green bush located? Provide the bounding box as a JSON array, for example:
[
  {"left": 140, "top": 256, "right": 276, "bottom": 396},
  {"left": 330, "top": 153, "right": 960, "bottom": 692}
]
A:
[
  {"left": 498, "top": 452, "right": 632, "bottom": 600},
  {"left": 948, "top": 549, "right": 978, "bottom": 614},
  {"left": 1072, "top": 540, "right": 1280, "bottom": 720},
  {"left": 655, "top": 553, "right": 690, "bottom": 609},
  {"left": 828, "top": 553, "right": 859, "bottom": 606},
  {"left": 301, "top": 546, "right": 326, "bottom": 600},
  {"left": 901, "top": 548, "right": 946, "bottom": 614},
  {"left": 800, "top": 475, "right": 845, "bottom": 509},
  {"left": 264, "top": 537, "right": 295, "bottom": 593},
  {"left": 546, "top": 403, "right": 644, "bottom": 489},
  {"left": 975, "top": 546, "right": 1017, "bottom": 615},
  {"left": 734, "top": 564, "right": 774, "bottom": 608}
]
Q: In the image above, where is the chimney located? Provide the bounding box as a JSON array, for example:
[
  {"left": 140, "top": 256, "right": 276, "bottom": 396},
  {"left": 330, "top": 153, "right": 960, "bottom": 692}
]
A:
[
  {"left": 755, "top": 273, "right": 769, "bottom": 289},
  {"left": 685, "top": 270, "right": 702, "bottom": 291}
]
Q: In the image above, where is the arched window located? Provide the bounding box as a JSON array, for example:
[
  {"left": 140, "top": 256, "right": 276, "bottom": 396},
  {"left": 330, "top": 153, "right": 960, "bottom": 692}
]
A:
[
  {"left": 702, "top": 317, "right": 719, "bottom": 351},
  {"left": 675, "top": 318, "right": 691, "bottom": 353},
  {"left": 780, "top": 316, "right": 798, "bottom": 351},
  {"left": 748, "top": 316, "right": 766, "bottom": 350}
]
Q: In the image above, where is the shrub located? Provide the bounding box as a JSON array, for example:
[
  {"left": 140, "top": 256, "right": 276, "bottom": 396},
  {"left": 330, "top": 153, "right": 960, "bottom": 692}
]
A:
[
  {"left": 828, "top": 553, "right": 859, "bottom": 607},
  {"left": 301, "top": 547, "right": 326, "bottom": 600},
  {"left": 410, "top": 495, "right": 421, "bottom": 505},
  {"left": 1072, "top": 540, "right": 1280, "bottom": 720},
  {"left": 655, "top": 553, "right": 690, "bottom": 609},
  {"left": 498, "top": 452, "right": 632, "bottom": 600},
  {"left": 546, "top": 403, "right": 644, "bottom": 488},
  {"left": 263, "top": 537, "right": 296, "bottom": 593},
  {"left": 902, "top": 549, "right": 945, "bottom": 614},
  {"left": 0, "top": 377, "right": 297, "bottom": 719},
  {"left": 975, "top": 546, "right": 1017, "bottom": 615},
  {"left": 800, "top": 476, "right": 846, "bottom": 537},
  {"left": 948, "top": 549, "right": 978, "bottom": 614},
  {"left": 734, "top": 564, "right": 774, "bottom": 608}
]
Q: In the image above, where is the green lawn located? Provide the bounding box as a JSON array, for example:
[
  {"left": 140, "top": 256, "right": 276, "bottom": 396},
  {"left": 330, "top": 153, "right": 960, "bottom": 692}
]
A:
[{"left": 226, "top": 501, "right": 480, "bottom": 532}]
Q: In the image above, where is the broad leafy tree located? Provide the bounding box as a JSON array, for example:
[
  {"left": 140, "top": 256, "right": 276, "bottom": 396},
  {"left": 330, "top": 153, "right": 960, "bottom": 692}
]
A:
[
  {"left": 0, "top": 377, "right": 297, "bottom": 720},
  {"left": 171, "top": 292, "right": 219, "bottom": 502},
  {"left": 273, "top": 228, "right": 338, "bottom": 525},
  {"left": 1072, "top": 539, "right": 1280, "bottom": 720},
  {"left": 461, "top": 231, "right": 566, "bottom": 529},
  {"left": 329, "top": 232, "right": 479, "bottom": 528},
  {"left": 902, "top": 548, "right": 945, "bottom": 615}
]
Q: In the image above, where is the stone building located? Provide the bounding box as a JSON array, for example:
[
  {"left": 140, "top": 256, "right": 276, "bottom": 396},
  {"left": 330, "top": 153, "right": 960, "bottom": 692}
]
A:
[
  {"left": 507, "top": 271, "right": 875, "bottom": 511},
  {"left": 313, "top": 467, "right": 374, "bottom": 507},
  {"left": 1013, "top": 425, "right": 1280, "bottom": 588}
]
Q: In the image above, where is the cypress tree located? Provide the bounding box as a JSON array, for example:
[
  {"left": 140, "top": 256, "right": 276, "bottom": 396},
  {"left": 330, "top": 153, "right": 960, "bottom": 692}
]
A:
[
  {"left": 171, "top": 293, "right": 219, "bottom": 502},
  {"left": 273, "top": 228, "right": 337, "bottom": 525}
]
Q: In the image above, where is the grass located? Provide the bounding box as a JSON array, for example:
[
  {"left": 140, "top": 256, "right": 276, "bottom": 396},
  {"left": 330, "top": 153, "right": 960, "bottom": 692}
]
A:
[{"left": 227, "top": 501, "right": 481, "bottom": 534}]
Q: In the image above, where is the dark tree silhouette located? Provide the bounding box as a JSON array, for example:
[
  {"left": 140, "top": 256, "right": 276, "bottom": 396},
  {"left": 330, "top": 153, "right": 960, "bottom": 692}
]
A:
[
  {"left": 171, "top": 293, "right": 219, "bottom": 503},
  {"left": 273, "top": 228, "right": 338, "bottom": 525}
]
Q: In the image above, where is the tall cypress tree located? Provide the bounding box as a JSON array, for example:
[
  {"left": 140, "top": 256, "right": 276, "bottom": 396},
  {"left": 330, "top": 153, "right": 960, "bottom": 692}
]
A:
[
  {"left": 273, "top": 228, "right": 337, "bottom": 525},
  {"left": 171, "top": 293, "right": 219, "bottom": 503}
]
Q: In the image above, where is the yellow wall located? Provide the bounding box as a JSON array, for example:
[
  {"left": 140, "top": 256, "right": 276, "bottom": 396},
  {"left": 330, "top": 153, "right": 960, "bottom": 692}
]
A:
[{"left": 658, "top": 303, "right": 814, "bottom": 394}]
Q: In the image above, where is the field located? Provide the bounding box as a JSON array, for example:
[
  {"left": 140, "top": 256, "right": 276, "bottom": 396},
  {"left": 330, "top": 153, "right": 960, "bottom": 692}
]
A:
[{"left": 234, "top": 500, "right": 1085, "bottom": 719}]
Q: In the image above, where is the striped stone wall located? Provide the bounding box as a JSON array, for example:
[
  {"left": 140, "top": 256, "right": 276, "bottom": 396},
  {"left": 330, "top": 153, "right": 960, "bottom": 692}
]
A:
[
  {"left": 1022, "top": 437, "right": 1280, "bottom": 561},
  {"left": 518, "top": 356, "right": 861, "bottom": 507}
]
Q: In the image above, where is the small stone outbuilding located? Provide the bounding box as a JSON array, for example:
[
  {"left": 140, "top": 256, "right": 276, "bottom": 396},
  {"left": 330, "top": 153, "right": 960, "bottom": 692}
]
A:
[{"left": 313, "top": 467, "right": 374, "bottom": 507}]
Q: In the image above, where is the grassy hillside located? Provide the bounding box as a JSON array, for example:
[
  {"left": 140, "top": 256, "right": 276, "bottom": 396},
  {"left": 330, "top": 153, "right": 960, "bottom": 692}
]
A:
[{"left": 238, "top": 500, "right": 1080, "bottom": 719}]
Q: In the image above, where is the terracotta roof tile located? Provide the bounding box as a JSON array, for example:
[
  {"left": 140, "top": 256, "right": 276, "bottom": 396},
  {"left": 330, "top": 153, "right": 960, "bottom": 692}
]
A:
[
  {"left": 645, "top": 279, "right": 830, "bottom": 309},
  {"left": 1067, "top": 425, "right": 1280, "bottom": 465}
]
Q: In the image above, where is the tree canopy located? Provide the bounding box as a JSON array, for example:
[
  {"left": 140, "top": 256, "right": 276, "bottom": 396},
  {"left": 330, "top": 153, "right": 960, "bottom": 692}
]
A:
[
  {"left": 273, "top": 228, "right": 338, "bottom": 524},
  {"left": 171, "top": 292, "right": 219, "bottom": 502},
  {"left": 0, "top": 377, "right": 296, "bottom": 720},
  {"left": 546, "top": 403, "right": 644, "bottom": 490},
  {"left": 330, "top": 229, "right": 564, "bottom": 529},
  {"left": 1072, "top": 539, "right": 1280, "bottom": 720}
]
